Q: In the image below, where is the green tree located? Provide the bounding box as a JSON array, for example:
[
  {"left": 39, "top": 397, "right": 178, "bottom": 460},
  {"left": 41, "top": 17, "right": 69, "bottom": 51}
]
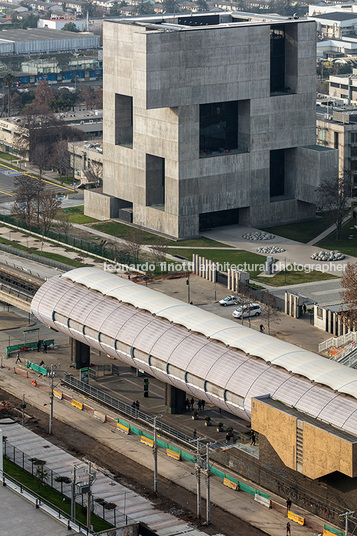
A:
[
  {"left": 3, "top": 72, "right": 15, "bottom": 116},
  {"left": 163, "top": 0, "right": 179, "bottom": 12},
  {"left": 196, "top": 0, "right": 208, "bottom": 10},
  {"left": 61, "top": 22, "right": 80, "bottom": 32},
  {"left": 137, "top": 0, "right": 154, "bottom": 14}
]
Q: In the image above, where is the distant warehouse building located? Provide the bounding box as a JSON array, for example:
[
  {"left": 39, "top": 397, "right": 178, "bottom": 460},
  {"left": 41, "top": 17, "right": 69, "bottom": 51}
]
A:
[{"left": 0, "top": 28, "right": 99, "bottom": 56}]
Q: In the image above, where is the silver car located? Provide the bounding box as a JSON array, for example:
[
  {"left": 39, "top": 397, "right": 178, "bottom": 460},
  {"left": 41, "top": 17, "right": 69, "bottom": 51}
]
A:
[{"left": 219, "top": 295, "right": 241, "bottom": 306}]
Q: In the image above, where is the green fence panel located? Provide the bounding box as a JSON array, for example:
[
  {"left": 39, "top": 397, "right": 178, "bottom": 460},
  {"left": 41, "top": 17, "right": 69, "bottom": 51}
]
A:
[
  {"left": 324, "top": 525, "right": 345, "bottom": 536},
  {"left": 256, "top": 489, "right": 270, "bottom": 500},
  {"left": 239, "top": 482, "right": 256, "bottom": 495},
  {"left": 28, "top": 362, "right": 47, "bottom": 376},
  {"left": 225, "top": 474, "right": 238, "bottom": 484},
  {"left": 167, "top": 444, "right": 181, "bottom": 454},
  {"left": 142, "top": 432, "right": 154, "bottom": 441},
  {"left": 118, "top": 418, "right": 129, "bottom": 428},
  {"left": 181, "top": 451, "right": 195, "bottom": 463},
  {"left": 157, "top": 439, "right": 167, "bottom": 449},
  {"left": 210, "top": 466, "right": 225, "bottom": 479},
  {"left": 129, "top": 425, "right": 141, "bottom": 436}
]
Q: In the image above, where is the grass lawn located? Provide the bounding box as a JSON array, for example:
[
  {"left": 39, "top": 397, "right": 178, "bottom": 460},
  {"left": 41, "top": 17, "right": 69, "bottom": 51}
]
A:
[
  {"left": 57, "top": 205, "right": 98, "bottom": 224},
  {"left": 3, "top": 459, "right": 111, "bottom": 532},
  {"left": 0, "top": 236, "right": 83, "bottom": 268},
  {"left": 255, "top": 269, "right": 337, "bottom": 287},
  {"left": 317, "top": 218, "right": 357, "bottom": 257},
  {"left": 92, "top": 220, "right": 230, "bottom": 247},
  {"left": 264, "top": 212, "right": 334, "bottom": 244},
  {"left": 168, "top": 248, "right": 337, "bottom": 285},
  {"left": 167, "top": 248, "right": 266, "bottom": 278},
  {"left": 0, "top": 151, "right": 22, "bottom": 162}
]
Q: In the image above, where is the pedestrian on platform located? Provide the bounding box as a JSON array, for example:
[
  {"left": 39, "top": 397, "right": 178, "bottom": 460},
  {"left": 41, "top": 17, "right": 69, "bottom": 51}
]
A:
[
  {"left": 37, "top": 340, "right": 41, "bottom": 352},
  {"left": 185, "top": 398, "right": 190, "bottom": 411},
  {"left": 201, "top": 400, "right": 205, "bottom": 411},
  {"left": 135, "top": 400, "right": 140, "bottom": 410},
  {"left": 190, "top": 397, "right": 194, "bottom": 410},
  {"left": 15, "top": 353, "right": 21, "bottom": 364},
  {"left": 225, "top": 433, "right": 230, "bottom": 444},
  {"left": 286, "top": 521, "right": 291, "bottom": 536},
  {"left": 286, "top": 498, "right": 292, "bottom": 514},
  {"left": 43, "top": 342, "right": 47, "bottom": 353},
  {"left": 198, "top": 400, "right": 202, "bottom": 411}
]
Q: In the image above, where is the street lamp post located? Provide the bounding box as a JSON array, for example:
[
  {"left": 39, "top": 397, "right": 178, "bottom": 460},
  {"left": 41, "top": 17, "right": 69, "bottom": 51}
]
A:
[
  {"left": 49, "top": 364, "right": 54, "bottom": 435},
  {"left": 153, "top": 416, "right": 158, "bottom": 494}
]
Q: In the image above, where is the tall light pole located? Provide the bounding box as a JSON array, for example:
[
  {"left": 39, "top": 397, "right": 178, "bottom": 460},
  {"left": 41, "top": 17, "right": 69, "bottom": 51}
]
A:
[
  {"left": 195, "top": 438, "right": 201, "bottom": 523},
  {"left": 153, "top": 416, "right": 158, "bottom": 494},
  {"left": 71, "top": 465, "right": 77, "bottom": 523},
  {"left": 87, "top": 461, "right": 92, "bottom": 531},
  {"left": 340, "top": 510, "right": 355, "bottom": 536},
  {"left": 205, "top": 443, "right": 211, "bottom": 525},
  {"left": 49, "top": 364, "right": 54, "bottom": 435}
]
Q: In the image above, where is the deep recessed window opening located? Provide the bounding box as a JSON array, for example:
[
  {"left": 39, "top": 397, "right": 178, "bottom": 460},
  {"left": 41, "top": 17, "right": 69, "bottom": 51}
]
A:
[
  {"left": 270, "top": 26, "right": 285, "bottom": 93},
  {"left": 199, "top": 100, "right": 238, "bottom": 157},
  {"left": 270, "top": 149, "right": 285, "bottom": 198},
  {"left": 115, "top": 94, "right": 133, "bottom": 147},
  {"left": 146, "top": 154, "right": 165, "bottom": 208}
]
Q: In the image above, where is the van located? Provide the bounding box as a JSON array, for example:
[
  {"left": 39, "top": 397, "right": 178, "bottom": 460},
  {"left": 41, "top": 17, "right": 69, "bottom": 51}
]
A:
[{"left": 232, "top": 303, "right": 261, "bottom": 319}]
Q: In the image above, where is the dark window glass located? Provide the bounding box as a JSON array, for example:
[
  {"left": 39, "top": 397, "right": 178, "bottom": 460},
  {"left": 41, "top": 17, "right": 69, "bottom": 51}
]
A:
[
  {"left": 270, "top": 149, "right": 285, "bottom": 198},
  {"left": 270, "top": 26, "right": 285, "bottom": 93},
  {"left": 146, "top": 154, "right": 165, "bottom": 208},
  {"left": 330, "top": 82, "right": 340, "bottom": 88},
  {"left": 199, "top": 101, "right": 238, "bottom": 156},
  {"left": 115, "top": 94, "right": 133, "bottom": 147},
  {"left": 199, "top": 208, "right": 239, "bottom": 231}
]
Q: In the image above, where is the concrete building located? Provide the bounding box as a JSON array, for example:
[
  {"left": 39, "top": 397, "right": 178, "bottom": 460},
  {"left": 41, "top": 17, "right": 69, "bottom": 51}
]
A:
[
  {"left": 308, "top": 11, "right": 357, "bottom": 39},
  {"left": 0, "top": 110, "right": 102, "bottom": 159},
  {"left": 69, "top": 139, "right": 103, "bottom": 185},
  {"left": 85, "top": 12, "right": 337, "bottom": 238},
  {"left": 316, "top": 106, "right": 357, "bottom": 193}
]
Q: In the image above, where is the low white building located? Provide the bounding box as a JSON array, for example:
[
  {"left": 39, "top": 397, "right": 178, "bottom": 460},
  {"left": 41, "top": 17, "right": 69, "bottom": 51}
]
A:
[
  {"left": 38, "top": 18, "right": 86, "bottom": 31},
  {"left": 308, "top": 11, "right": 357, "bottom": 39}
]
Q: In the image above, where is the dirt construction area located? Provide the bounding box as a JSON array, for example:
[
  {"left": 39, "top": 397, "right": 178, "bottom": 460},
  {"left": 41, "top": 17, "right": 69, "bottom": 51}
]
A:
[{"left": 0, "top": 387, "right": 268, "bottom": 536}]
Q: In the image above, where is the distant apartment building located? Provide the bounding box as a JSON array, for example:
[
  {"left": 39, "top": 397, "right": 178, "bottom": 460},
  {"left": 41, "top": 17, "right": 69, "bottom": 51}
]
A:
[
  {"left": 85, "top": 12, "right": 337, "bottom": 238},
  {"left": 316, "top": 107, "right": 357, "bottom": 195},
  {"left": 0, "top": 110, "right": 103, "bottom": 159}
]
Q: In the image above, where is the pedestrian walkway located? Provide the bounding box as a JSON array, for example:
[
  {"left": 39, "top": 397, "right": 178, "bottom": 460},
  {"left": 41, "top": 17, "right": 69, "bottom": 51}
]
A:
[
  {"left": 0, "top": 366, "right": 327, "bottom": 536},
  {"left": 306, "top": 216, "right": 351, "bottom": 246}
]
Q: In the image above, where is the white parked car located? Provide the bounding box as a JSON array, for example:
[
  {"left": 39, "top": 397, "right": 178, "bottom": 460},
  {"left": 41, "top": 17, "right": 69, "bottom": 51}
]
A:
[
  {"left": 232, "top": 303, "right": 261, "bottom": 319},
  {"left": 219, "top": 295, "right": 241, "bottom": 307}
]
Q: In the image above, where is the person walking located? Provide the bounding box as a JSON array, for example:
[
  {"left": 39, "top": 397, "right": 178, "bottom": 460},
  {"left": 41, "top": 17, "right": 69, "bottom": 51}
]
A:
[
  {"left": 15, "top": 352, "right": 21, "bottom": 364},
  {"left": 192, "top": 429, "right": 197, "bottom": 439},
  {"left": 225, "top": 433, "right": 230, "bottom": 444},
  {"left": 286, "top": 521, "right": 291, "bottom": 535},
  {"left": 198, "top": 400, "right": 202, "bottom": 411},
  {"left": 201, "top": 399, "right": 205, "bottom": 411},
  {"left": 37, "top": 340, "right": 41, "bottom": 352},
  {"left": 286, "top": 498, "right": 292, "bottom": 514},
  {"left": 43, "top": 342, "right": 47, "bottom": 353},
  {"left": 260, "top": 324, "right": 265, "bottom": 333},
  {"left": 190, "top": 397, "right": 194, "bottom": 410},
  {"left": 250, "top": 431, "right": 256, "bottom": 446}
]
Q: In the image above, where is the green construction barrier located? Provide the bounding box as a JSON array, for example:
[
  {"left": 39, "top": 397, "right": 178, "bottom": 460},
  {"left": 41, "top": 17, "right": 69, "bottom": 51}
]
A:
[
  {"left": 130, "top": 425, "right": 142, "bottom": 436},
  {"left": 27, "top": 362, "right": 47, "bottom": 376},
  {"left": 167, "top": 444, "right": 180, "bottom": 454},
  {"left": 181, "top": 451, "right": 195, "bottom": 463},
  {"left": 239, "top": 482, "right": 256, "bottom": 495},
  {"left": 118, "top": 418, "right": 129, "bottom": 428},
  {"left": 225, "top": 474, "right": 238, "bottom": 485},
  {"left": 210, "top": 466, "right": 225, "bottom": 479},
  {"left": 256, "top": 489, "right": 270, "bottom": 500},
  {"left": 7, "top": 339, "right": 54, "bottom": 357},
  {"left": 324, "top": 525, "right": 345, "bottom": 536},
  {"left": 157, "top": 439, "right": 167, "bottom": 449},
  {"left": 142, "top": 431, "right": 154, "bottom": 440}
]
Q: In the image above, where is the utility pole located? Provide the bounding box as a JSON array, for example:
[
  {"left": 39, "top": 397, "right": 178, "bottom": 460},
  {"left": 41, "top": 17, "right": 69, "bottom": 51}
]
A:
[
  {"left": 49, "top": 364, "right": 54, "bottom": 435},
  {"left": 153, "top": 416, "right": 158, "bottom": 494},
  {"left": 71, "top": 465, "right": 77, "bottom": 523},
  {"left": 87, "top": 462, "right": 92, "bottom": 531},
  {"left": 187, "top": 270, "right": 190, "bottom": 304},
  {"left": 205, "top": 443, "right": 211, "bottom": 525},
  {"left": 195, "top": 439, "right": 201, "bottom": 523},
  {"left": 340, "top": 510, "right": 355, "bottom": 536},
  {"left": 21, "top": 394, "right": 25, "bottom": 427}
]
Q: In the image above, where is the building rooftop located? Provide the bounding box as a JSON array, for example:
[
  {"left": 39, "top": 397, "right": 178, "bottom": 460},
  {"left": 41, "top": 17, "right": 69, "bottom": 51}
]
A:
[
  {"left": 109, "top": 11, "right": 306, "bottom": 31},
  {"left": 311, "top": 11, "right": 357, "bottom": 21},
  {"left": 0, "top": 28, "right": 93, "bottom": 42}
]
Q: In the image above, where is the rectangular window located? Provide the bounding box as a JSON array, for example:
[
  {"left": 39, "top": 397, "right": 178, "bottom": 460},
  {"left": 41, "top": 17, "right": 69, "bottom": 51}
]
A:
[
  {"left": 334, "top": 132, "right": 339, "bottom": 149},
  {"left": 199, "top": 100, "right": 238, "bottom": 156},
  {"left": 270, "top": 26, "right": 285, "bottom": 93},
  {"left": 146, "top": 154, "right": 165, "bottom": 208},
  {"left": 115, "top": 94, "right": 133, "bottom": 147},
  {"left": 270, "top": 149, "right": 285, "bottom": 198}
]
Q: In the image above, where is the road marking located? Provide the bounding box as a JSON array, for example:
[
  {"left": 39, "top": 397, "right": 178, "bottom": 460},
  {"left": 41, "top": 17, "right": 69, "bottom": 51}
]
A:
[
  {"left": 0, "top": 189, "right": 14, "bottom": 197},
  {"left": 0, "top": 162, "right": 75, "bottom": 192}
]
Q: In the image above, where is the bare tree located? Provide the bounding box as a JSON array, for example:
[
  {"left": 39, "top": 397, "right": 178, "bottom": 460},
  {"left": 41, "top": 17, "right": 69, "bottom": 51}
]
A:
[
  {"left": 56, "top": 212, "right": 73, "bottom": 237},
  {"left": 32, "top": 143, "right": 48, "bottom": 179},
  {"left": 316, "top": 173, "right": 351, "bottom": 240},
  {"left": 39, "top": 191, "right": 61, "bottom": 234},
  {"left": 34, "top": 80, "right": 53, "bottom": 107},
  {"left": 124, "top": 228, "right": 145, "bottom": 264},
  {"left": 151, "top": 240, "right": 168, "bottom": 268},
  {"left": 11, "top": 175, "right": 44, "bottom": 225},
  {"left": 51, "top": 139, "right": 71, "bottom": 177},
  {"left": 340, "top": 262, "right": 357, "bottom": 329},
  {"left": 261, "top": 291, "right": 281, "bottom": 335}
]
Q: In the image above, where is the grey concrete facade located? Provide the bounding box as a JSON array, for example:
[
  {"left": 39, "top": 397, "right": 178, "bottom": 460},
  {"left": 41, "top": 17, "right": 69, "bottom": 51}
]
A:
[{"left": 88, "top": 12, "right": 338, "bottom": 238}]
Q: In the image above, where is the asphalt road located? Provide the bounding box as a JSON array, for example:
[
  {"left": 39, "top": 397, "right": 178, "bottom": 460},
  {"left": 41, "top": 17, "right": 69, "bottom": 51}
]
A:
[{"left": 0, "top": 163, "right": 73, "bottom": 203}]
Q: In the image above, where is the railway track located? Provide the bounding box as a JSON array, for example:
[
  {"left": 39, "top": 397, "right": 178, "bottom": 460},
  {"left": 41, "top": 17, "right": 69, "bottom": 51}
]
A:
[{"left": 0, "top": 264, "right": 41, "bottom": 298}]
